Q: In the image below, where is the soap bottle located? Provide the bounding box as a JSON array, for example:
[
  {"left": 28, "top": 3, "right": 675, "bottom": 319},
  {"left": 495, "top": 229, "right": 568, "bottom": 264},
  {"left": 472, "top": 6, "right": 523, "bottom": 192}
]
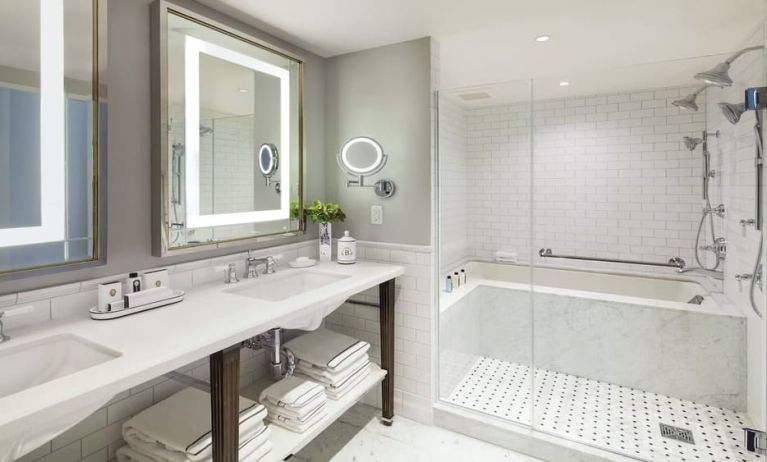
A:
[
  {"left": 445, "top": 275, "right": 453, "bottom": 293},
  {"left": 337, "top": 230, "right": 357, "bottom": 264}
]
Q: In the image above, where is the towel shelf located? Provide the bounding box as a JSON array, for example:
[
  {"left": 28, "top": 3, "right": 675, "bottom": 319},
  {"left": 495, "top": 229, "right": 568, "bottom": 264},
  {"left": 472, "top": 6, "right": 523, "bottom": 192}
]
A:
[{"left": 240, "top": 364, "right": 387, "bottom": 461}]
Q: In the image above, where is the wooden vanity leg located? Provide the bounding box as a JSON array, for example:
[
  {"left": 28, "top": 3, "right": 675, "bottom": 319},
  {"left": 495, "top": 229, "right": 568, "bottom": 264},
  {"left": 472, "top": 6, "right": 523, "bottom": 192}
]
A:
[
  {"left": 379, "top": 278, "right": 395, "bottom": 425},
  {"left": 210, "top": 344, "right": 240, "bottom": 461}
]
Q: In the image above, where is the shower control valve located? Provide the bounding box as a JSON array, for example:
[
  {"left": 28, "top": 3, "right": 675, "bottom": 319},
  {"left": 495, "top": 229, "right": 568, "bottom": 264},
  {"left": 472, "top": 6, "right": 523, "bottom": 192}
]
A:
[
  {"left": 735, "top": 273, "right": 754, "bottom": 282},
  {"left": 740, "top": 218, "right": 757, "bottom": 227},
  {"left": 704, "top": 204, "right": 726, "bottom": 218}
]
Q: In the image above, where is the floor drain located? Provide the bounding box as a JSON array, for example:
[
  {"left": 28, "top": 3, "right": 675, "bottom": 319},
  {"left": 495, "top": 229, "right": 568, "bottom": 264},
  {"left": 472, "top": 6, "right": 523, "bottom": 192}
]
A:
[{"left": 660, "top": 423, "right": 695, "bottom": 444}]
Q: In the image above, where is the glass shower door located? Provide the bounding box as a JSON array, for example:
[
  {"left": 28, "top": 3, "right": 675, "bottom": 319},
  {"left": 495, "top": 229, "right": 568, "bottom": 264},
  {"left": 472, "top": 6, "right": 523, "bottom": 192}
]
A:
[{"left": 436, "top": 78, "right": 535, "bottom": 429}]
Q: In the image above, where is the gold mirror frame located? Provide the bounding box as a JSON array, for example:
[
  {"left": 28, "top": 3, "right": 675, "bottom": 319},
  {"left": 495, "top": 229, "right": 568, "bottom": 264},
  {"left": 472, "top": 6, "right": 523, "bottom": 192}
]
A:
[
  {"left": 0, "top": 0, "right": 107, "bottom": 279},
  {"left": 150, "top": 0, "right": 305, "bottom": 257}
]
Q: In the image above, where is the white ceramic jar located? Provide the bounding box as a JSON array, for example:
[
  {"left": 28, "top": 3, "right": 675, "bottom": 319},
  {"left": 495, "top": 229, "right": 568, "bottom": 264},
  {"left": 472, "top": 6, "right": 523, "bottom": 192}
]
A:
[{"left": 337, "top": 230, "right": 357, "bottom": 264}]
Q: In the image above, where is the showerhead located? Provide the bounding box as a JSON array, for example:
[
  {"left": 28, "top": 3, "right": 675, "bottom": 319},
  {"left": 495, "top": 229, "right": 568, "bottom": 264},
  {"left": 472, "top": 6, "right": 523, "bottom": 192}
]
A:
[
  {"left": 718, "top": 102, "right": 746, "bottom": 125},
  {"left": 199, "top": 126, "right": 214, "bottom": 136},
  {"left": 695, "top": 62, "right": 733, "bottom": 87},
  {"left": 683, "top": 136, "right": 703, "bottom": 151},
  {"left": 694, "top": 46, "right": 765, "bottom": 87},
  {"left": 672, "top": 85, "right": 708, "bottom": 112}
]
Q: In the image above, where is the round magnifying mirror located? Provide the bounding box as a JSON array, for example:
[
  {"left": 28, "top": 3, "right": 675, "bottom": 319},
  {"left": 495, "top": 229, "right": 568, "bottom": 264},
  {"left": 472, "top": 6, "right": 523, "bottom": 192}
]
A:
[
  {"left": 339, "top": 137, "right": 387, "bottom": 175},
  {"left": 258, "top": 143, "right": 279, "bottom": 179}
]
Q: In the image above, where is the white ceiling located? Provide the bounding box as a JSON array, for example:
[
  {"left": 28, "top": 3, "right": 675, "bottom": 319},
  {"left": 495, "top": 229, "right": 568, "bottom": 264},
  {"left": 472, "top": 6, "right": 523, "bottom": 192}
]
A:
[{"left": 198, "top": 0, "right": 765, "bottom": 94}]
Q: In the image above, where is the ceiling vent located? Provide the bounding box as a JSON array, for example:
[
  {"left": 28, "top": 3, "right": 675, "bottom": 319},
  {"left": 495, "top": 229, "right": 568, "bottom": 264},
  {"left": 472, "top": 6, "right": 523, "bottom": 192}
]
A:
[{"left": 458, "top": 91, "right": 491, "bottom": 101}]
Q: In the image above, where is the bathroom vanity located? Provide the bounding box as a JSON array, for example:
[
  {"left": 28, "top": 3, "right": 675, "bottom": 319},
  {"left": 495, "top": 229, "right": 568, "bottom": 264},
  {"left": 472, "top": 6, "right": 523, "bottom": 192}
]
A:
[{"left": 0, "top": 261, "right": 403, "bottom": 461}]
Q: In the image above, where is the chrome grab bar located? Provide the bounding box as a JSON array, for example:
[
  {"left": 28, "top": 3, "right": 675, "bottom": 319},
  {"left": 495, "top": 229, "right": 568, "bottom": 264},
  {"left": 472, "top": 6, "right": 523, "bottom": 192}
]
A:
[{"left": 538, "top": 248, "right": 686, "bottom": 271}]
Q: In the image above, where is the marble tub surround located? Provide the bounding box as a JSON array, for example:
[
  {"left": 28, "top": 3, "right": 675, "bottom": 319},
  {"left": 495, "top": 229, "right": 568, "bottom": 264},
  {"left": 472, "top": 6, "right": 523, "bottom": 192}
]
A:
[
  {"left": 440, "top": 277, "right": 746, "bottom": 411},
  {"left": 0, "top": 259, "right": 404, "bottom": 461}
]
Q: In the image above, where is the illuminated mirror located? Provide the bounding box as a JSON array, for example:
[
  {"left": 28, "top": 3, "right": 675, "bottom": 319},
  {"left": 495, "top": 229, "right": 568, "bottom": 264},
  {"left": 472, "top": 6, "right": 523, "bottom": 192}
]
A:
[
  {"left": 0, "top": 0, "right": 105, "bottom": 276},
  {"left": 152, "top": 2, "right": 303, "bottom": 256}
]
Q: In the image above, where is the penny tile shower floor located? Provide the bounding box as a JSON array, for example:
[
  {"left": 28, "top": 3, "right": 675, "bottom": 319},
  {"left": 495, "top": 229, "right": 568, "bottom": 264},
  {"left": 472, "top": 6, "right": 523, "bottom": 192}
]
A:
[{"left": 444, "top": 357, "right": 762, "bottom": 462}]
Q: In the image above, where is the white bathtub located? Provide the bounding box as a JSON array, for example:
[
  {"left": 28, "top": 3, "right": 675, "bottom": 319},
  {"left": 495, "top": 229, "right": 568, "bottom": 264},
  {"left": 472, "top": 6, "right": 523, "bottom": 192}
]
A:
[
  {"left": 439, "top": 261, "right": 747, "bottom": 410},
  {"left": 442, "top": 261, "right": 739, "bottom": 316}
]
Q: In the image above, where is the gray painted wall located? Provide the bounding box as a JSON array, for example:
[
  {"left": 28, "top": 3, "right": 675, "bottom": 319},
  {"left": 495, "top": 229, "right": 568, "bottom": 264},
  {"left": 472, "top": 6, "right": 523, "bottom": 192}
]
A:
[
  {"left": 0, "top": 0, "right": 326, "bottom": 294},
  {"left": 324, "top": 38, "right": 432, "bottom": 246},
  {"left": 0, "top": 6, "right": 435, "bottom": 294}
]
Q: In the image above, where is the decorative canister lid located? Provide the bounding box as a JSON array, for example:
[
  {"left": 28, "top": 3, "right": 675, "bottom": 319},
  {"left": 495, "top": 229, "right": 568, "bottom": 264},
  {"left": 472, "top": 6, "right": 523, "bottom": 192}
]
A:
[{"left": 339, "top": 230, "right": 355, "bottom": 242}]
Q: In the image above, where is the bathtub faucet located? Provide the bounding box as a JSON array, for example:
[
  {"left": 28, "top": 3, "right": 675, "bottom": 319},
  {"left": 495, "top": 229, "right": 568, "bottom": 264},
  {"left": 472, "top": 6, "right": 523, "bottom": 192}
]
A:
[{"left": 668, "top": 256, "right": 688, "bottom": 272}]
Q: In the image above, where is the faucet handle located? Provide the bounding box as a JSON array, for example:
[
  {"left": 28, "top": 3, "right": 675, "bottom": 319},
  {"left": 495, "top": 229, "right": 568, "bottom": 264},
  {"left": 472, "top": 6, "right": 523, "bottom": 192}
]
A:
[{"left": 214, "top": 263, "right": 240, "bottom": 283}]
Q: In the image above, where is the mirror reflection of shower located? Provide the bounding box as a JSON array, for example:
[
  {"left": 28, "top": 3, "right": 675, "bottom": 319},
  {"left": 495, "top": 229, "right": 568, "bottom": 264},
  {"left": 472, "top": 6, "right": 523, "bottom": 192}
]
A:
[{"left": 169, "top": 125, "right": 214, "bottom": 243}]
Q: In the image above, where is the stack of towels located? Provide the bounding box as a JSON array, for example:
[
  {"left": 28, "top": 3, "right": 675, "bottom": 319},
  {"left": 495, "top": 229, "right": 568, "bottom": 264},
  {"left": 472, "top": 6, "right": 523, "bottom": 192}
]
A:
[
  {"left": 259, "top": 375, "right": 327, "bottom": 433},
  {"left": 286, "top": 328, "right": 371, "bottom": 400},
  {"left": 115, "top": 387, "right": 272, "bottom": 462}
]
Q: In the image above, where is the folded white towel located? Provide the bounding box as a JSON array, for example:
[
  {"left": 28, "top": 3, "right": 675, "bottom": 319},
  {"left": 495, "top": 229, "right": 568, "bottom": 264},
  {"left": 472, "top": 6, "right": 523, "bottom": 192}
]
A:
[
  {"left": 267, "top": 400, "right": 326, "bottom": 425},
  {"left": 118, "top": 423, "right": 272, "bottom": 462},
  {"left": 267, "top": 405, "right": 327, "bottom": 433},
  {"left": 295, "top": 353, "right": 370, "bottom": 382},
  {"left": 263, "top": 391, "right": 326, "bottom": 421},
  {"left": 495, "top": 250, "right": 518, "bottom": 262},
  {"left": 122, "top": 387, "right": 267, "bottom": 462},
  {"left": 284, "top": 328, "right": 370, "bottom": 370},
  {"left": 297, "top": 358, "right": 370, "bottom": 389},
  {"left": 259, "top": 376, "right": 325, "bottom": 410},
  {"left": 324, "top": 366, "right": 371, "bottom": 400}
]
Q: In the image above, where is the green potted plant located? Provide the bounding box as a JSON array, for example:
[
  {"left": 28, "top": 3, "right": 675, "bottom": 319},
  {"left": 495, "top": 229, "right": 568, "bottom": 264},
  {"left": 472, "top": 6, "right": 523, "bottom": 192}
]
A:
[{"left": 292, "top": 200, "right": 346, "bottom": 261}]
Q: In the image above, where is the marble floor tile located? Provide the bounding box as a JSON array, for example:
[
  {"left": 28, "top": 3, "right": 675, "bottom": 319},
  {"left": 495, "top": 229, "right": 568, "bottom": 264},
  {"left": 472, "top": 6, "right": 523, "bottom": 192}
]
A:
[{"left": 292, "top": 402, "right": 543, "bottom": 462}]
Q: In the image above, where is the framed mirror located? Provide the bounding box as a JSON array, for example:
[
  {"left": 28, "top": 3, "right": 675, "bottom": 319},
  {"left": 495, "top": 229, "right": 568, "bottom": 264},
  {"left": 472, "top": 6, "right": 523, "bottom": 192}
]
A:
[
  {"left": 0, "top": 0, "right": 106, "bottom": 278},
  {"left": 337, "top": 136, "right": 395, "bottom": 198},
  {"left": 151, "top": 1, "right": 304, "bottom": 256}
]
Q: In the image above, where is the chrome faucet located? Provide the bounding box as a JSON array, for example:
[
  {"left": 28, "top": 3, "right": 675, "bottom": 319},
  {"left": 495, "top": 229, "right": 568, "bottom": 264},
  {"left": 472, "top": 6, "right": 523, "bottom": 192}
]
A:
[
  {"left": 668, "top": 256, "right": 688, "bottom": 273},
  {"left": 246, "top": 254, "right": 277, "bottom": 278}
]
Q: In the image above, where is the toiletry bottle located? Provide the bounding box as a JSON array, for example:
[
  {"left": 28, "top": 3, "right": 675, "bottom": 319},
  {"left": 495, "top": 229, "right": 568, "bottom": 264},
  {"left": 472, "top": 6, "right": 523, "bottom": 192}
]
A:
[
  {"left": 461, "top": 269, "right": 467, "bottom": 285},
  {"left": 125, "top": 272, "right": 142, "bottom": 293},
  {"left": 454, "top": 271, "right": 461, "bottom": 288},
  {"left": 337, "top": 230, "right": 357, "bottom": 264},
  {"left": 445, "top": 275, "right": 453, "bottom": 293}
]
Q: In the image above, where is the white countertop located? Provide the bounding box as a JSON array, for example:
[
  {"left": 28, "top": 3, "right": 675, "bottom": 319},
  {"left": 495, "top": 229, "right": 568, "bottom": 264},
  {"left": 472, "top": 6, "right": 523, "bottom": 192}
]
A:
[{"left": 0, "top": 261, "right": 403, "bottom": 438}]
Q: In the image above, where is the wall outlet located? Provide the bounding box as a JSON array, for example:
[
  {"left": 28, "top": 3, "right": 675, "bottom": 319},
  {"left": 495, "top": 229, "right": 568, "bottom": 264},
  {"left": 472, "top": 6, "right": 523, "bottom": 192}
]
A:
[{"left": 370, "top": 205, "right": 383, "bottom": 225}]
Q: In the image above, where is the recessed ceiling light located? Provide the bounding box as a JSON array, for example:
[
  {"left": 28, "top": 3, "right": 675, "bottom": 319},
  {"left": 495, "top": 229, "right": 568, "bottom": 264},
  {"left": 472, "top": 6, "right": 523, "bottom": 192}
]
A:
[
  {"left": 559, "top": 81, "right": 570, "bottom": 87},
  {"left": 535, "top": 35, "right": 551, "bottom": 42},
  {"left": 238, "top": 88, "right": 249, "bottom": 93}
]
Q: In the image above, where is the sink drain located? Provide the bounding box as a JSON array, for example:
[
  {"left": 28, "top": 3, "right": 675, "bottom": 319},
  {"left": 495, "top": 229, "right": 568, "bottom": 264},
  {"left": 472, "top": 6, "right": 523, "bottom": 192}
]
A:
[{"left": 660, "top": 423, "right": 695, "bottom": 444}]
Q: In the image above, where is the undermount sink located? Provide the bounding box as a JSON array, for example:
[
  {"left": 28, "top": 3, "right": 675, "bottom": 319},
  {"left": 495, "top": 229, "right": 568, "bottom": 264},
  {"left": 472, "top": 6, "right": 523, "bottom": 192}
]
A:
[
  {"left": 226, "top": 270, "right": 351, "bottom": 302},
  {"left": 0, "top": 335, "right": 121, "bottom": 461},
  {"left": 0, "top": 334, "right": 121, "bottom": 400}
]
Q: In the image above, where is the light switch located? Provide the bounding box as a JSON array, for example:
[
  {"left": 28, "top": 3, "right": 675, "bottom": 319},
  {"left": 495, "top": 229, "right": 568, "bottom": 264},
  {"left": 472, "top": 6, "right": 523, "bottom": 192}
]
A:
[{"left": 371, "top": 205, "right": 383, "bottom": 225}]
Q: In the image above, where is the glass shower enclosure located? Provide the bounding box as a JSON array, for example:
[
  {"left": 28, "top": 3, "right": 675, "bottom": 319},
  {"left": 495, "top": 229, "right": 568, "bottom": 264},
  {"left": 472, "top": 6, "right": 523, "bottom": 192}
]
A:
[{"left": 436, "top": 37, "right": 767, "bottom": 462}]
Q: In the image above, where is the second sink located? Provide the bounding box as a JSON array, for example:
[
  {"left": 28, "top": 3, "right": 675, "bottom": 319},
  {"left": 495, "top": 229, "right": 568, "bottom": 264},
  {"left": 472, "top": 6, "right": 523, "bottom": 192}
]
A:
[{"left": 225, "top": 270, "right": 351, "bottom": 302}]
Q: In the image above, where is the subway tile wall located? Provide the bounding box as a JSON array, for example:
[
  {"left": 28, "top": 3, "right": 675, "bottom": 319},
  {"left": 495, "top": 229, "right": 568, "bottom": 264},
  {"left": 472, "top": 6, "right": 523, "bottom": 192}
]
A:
[
  {"left": 324, "top": 241, "right": 434, "bottom": 424},
  {"left": 457, "top": 85, "right": 708, "bottom": 267},
  {"left": 437, "top": 96, "right": 469, "bottom": 271},
  {"left": 5, "top": 239, "right": 433, "bottom": 461}
]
